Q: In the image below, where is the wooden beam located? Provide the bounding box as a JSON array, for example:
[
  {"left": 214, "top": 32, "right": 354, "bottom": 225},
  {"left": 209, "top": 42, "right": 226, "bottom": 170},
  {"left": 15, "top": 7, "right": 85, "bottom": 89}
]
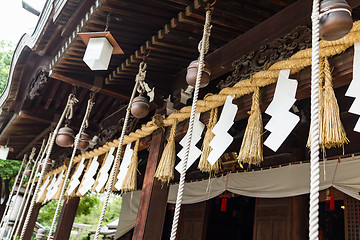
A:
[
  {"left": 53, "top": 197, "right": 80, "bottom": 240},
  {"left": 172, "top": 0, "right": 360, "bottom": 90},
  {"left": 22, "top": 203, "right": 41, "bottom": 240},
  {"left": 50, "top": 71, "right": 130, "bottom": 100},
  {"left": 132, "top": 129, "right": 169, "bottom": 240}
]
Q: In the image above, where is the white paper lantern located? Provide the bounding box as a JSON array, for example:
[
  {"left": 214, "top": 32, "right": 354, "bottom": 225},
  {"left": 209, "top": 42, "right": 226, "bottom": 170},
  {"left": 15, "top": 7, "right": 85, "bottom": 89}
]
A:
[{"left": 83, "top": 37, "right": 114, "bottom": 70}]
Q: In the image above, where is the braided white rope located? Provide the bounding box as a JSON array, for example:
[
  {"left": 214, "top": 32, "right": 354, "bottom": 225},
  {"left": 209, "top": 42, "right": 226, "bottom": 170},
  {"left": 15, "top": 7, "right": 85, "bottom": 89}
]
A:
[
  {"left": 13, "top": 139, "right": 47, "bottom": 239},
  {"left": 47, "top": 97, "right": 94, "bottom": 239},
  {"left": 169, "top": 7, "right": 212, "bottom": 240},
  {"left": 20, "top": 94, "right": 78, "bottom": 240},
  {"left": 9, "top": 147, "right": 37, "bottom": 239},
  {"left": 310, "top": 0, "right": 320, "bottom": 240},
  {"left": 0, "top": 154, "right": 27, "bottom": 238},
  {"left": 94, "top": 62, "right": 147, "bottom": 240}
]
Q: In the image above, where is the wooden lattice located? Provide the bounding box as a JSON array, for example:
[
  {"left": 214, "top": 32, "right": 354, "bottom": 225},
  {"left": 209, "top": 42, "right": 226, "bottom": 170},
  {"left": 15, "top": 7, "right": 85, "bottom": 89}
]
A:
[{"left": 345, "top": 196, "right": 360, "bottom": 240}]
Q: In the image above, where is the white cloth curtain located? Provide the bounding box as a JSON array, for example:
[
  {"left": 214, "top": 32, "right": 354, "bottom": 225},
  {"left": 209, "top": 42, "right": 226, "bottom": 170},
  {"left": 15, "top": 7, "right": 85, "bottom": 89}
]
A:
[{"left": 116, "top": 156, "right": 360, "bottom": 238}]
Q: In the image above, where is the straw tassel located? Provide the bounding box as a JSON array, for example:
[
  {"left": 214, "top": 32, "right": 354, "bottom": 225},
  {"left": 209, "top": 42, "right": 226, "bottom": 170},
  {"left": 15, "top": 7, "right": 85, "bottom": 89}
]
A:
[
  {"left": 307, "top": 57, "right": 348, "bottom": 149},
  {"left": 121, "top": 139, "right": 140, "bottom": 193},
  {"left": 238, "top": 87, "right": 263, "bottom": 165},
  {"left": 322, "top": 57, "right": 348, "bottom": 148},
  {"left": 155, "top": 120, "right": 177, "bottom": 183},
  {"left": 198, "top": 107, "right": 219, "bottom": 172}
]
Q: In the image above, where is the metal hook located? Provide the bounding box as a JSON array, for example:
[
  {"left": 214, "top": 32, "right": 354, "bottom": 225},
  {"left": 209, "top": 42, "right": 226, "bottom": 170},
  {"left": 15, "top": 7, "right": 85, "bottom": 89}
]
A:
[
  {"left": 143, "top": 50, "right": 151, "bottom": 62},
  {"left": 105, "top": 12, "right": 111, "bottom": 32}
]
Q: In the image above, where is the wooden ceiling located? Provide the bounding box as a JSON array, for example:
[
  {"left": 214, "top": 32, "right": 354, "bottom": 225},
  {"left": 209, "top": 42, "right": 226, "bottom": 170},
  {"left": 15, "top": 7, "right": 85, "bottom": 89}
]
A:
[
  {"left": 50, "top": 0, "right": 298, "bottom": 97},
  {"left": 3, "top": 0, "right": 360, "bottom": 163}
]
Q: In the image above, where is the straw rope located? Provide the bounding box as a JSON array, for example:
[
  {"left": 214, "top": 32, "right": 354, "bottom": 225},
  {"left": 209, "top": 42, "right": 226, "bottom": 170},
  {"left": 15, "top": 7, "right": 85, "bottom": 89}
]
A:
[{"left": 64, "top": 21, "right": 360, "bottom": 166}]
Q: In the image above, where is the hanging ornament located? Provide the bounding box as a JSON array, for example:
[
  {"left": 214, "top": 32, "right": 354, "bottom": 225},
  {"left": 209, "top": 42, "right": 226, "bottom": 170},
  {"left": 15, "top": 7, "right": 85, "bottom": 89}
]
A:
[
  {"left": 198, "top": 106, "right": 219, "bottom": 172},
  {"left": 264, "top": 69, "right": 299, "bottom": 152},
  {"left": 56, "top": 126, "right": 75, "bottom": 147},
  {"left": 155, "top": 120, "right": 177, "bottom": 183},
  {"left": 175, "top": 113, "right": 205, "bottom": 173},
  {"left": 238, "top": 87, "right": 263, "bottom": 165},
  {"left": 78, "top": 132, "right": 91, "bottom": 150},
  {"left": 121, "top": 139, "right": 140, "bottom": 193},
  {"left": 319, "top": 0, "right": 353, "bottom": 41},
  {"left": 219, "top": 191, "right": 230, "bottom": 212},
  {"left": 186, "top": 60, "right": 211, "bottom": 88},
  {"left": 131, "top": 94, "right": 150, "bottom": 119}
]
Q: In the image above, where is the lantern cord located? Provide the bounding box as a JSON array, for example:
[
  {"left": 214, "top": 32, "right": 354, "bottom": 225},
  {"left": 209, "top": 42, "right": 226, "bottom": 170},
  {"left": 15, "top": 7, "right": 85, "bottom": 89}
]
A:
[
  {"left": 47, "top": 96, "right": 95, "bottom": 239},
  {"left": 13, "top": 139, "right": 47, "bottom": 239},
  {"left": 20, "top": 94, "right": 78, "bottom": 240},
  {"left": 0, "top": 154, "right": 27, "bottom": 237},
  {"left": 8, "top": 147, "right": 37, "bottom": 239},
  {"left": 94, "top": 61, "right": 147, "bottom": 240},
  {"left": 309, "top": 0, "right": 320, "bottom": 240},
  {"left": 169, "top": 5, "right": 213, "bottom": 240}
]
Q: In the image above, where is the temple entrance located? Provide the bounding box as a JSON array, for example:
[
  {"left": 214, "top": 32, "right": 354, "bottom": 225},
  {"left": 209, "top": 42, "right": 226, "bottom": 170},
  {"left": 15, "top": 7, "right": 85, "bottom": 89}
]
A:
[
  {"left": 207, "top": 195, "right": 255, "bottom": 240},
  {"left": 319, "top": 200, "right": 345, "bottom": 240}
]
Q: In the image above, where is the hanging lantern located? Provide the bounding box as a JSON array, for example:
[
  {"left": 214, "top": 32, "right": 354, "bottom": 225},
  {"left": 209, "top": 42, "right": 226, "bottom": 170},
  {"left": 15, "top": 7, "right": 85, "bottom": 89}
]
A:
[
  {"left": 186, "top": 60, "right": 211, "bottom": 88},
  {"left": 77, "top": 132, "right": 91, "bottom": 150},
  {"left": 131, "top": 95, "right": 150, "bottom": 118},
  {"left": 319, "top": 0, "right": 353, "bottom": 41},
  {"left": 78, "top": 32, "right": 124, "bottom": 71},
  {"left": 56, "top": 126, "right": 75, "bottom": 147}
]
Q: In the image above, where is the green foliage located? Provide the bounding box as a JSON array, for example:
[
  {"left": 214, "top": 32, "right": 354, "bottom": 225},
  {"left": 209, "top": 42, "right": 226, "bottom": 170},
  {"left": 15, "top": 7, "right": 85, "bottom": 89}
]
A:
[
  {"left": 76, "top": 194, "right": 100, "bottom": 216},
  {"left": 0, "top": 40, "right": 14, "bottom": 94},
  {"left": 0, "top": 159, "right": 21, "bottom": 179}
]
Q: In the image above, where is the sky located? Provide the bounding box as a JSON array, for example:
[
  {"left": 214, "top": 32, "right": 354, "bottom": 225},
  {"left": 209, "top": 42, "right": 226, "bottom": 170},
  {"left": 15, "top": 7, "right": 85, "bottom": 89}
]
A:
[{"left": 0, "top": 0, "right": 46, "bottom": 48}]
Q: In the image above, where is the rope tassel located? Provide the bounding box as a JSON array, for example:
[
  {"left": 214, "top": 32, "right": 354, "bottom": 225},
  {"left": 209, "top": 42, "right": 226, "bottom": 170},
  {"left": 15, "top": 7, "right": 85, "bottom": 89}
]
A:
[
  {"left": 198, "top": 107, "right": 219, "bottom": 172},
  {"left": 238, "top": 87, "right": 263, "bottom": 165},
  {"left": 155, "top": 120, "right": 177, "bottom": 183},
  {"left": 322, "top": 57, "right": 348, "bottom": 148},
  {"left": 122, "top": 139, "right": 140, "bottom": 193}
]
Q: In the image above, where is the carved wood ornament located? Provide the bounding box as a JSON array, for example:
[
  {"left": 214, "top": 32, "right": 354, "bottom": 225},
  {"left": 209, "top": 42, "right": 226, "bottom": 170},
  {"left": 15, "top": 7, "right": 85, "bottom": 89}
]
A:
[{"left": 217, "top": 26, "right": 311, "bottom": 89}]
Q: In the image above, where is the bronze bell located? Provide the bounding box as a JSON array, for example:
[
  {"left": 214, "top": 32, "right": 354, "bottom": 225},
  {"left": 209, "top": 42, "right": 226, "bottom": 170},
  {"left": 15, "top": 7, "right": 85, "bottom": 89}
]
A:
[
  {"left": 39, "top": 159, "right": 53, "bottom": 172},
  {"left": 320, "top": 0, "right": 353, "bottom": 41},
  {"left": 77, "top": 132, "right": 91, "bottom": 150},
  {"left": 24, "top": 165, "right": 32, "bottom": 177},
  {"left": 56, "top": 126, "right": 75, "bottom": 147},
  {"left": 131, "top": 95, "right": 150, "bottom": 118},
  {"left": 186, "top": 60, "right": 211, "bottom": 88}
]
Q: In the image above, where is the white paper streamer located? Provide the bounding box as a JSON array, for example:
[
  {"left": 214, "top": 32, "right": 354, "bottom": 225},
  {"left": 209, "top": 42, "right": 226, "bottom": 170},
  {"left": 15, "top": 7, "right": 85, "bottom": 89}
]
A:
[
  {"left": 67, "top": 157, "right": 86, "bottom": 196},
  {"left": 264, "top": 69, "right": 300, "bottom": 151},
  {"left": 95, "top": 147, "right": 115, "bottom": 193},
  {"left": 114, "top": 144, "right": 133, "bottom": 190},
  {"left": 175, "top": 113, "right": 205, "bottom": 173},
  {"left": 78, "top": 156, "right": 99, "bottom": 196},
  {"left": 44, "top": 173, "right": 58, "bottom": 202},
  {"left": 208, "top": 95, "right": 237, "bottom": 165},
  {"left": 36, "top": 176, "right": 51, "bottom": 203},
  {"left": 346, "top": 41, "right": 360, "bottom": 132},
  {"left": 46, "top": 170, "right": 65, "bottom": 201}
]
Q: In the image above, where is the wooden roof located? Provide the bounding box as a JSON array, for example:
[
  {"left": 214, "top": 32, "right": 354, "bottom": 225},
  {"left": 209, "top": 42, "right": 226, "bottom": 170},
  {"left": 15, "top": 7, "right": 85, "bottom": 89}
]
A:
[{"left": 1, "top": 0, "right": 360, "bottom": 165}]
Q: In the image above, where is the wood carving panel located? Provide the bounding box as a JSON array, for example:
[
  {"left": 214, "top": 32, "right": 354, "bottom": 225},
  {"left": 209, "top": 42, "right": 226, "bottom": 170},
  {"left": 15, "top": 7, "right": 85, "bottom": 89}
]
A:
[
  {"left": 27, "top": 69, "right": 48, "bottom": 99},
  {"left": 217, "top": 26, "right": 311, "bottom": 89}
]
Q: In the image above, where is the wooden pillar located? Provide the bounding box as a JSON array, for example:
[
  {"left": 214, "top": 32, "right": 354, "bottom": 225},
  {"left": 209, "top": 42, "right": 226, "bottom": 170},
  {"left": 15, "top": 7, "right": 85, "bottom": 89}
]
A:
[
  {"left": 23, "top": 203, "right": 41, "bottom": 240},
  {"left": 132, "top": 129, "right": 169, "bottom": 240},
  {"left": 53, "top": 197, "right": 80, "bottom": 240}
]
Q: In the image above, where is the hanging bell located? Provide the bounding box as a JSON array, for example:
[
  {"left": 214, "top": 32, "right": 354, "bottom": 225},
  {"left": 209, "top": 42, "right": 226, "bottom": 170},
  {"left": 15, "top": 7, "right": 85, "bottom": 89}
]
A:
[
  {"left": 24, "top": 165, "right": 32, "bottom": 177},
  {"left": 77, "top": 132, "right": 91, "bottom": 150},
  {"left": 56, "top": 126, "right": 75, "bottom": 147},
  {"left": 319, "top": 0, "right": 353, "bottom": 41},
  {"left": 186, "top": 60, "right": 211, "bottom": 88},
  {"left": 39, "top": 158, "right": 53, "bottom": 172},
  {"left": 131, "top": 95, "right": 150, "bottom": 118}
]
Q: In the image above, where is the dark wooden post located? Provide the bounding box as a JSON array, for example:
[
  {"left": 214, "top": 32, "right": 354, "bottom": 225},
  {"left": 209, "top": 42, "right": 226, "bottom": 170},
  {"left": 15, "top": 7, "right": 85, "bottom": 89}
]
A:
[
  {"left": 53, "top": 196, "right": 80, "bottom": 240},
  {"left": 132, "top": 129, "right": 169, "bottom": 240},
  {"left": 23, "top": 203, "right": 42, "bottom": 240}
]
